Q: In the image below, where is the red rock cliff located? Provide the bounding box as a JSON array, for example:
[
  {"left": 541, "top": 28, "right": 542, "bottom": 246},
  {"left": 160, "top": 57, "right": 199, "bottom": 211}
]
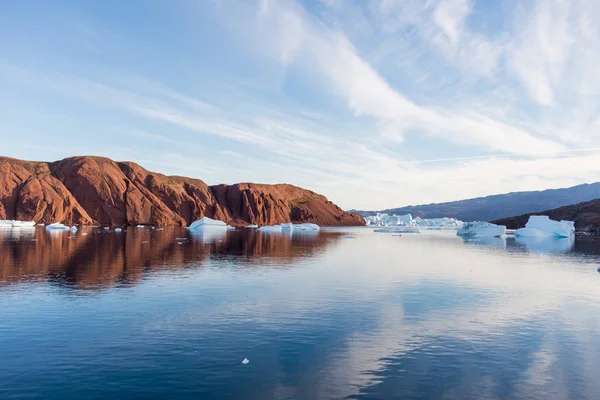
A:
[{"left": 0, "top": 156, "right": 365, "bottom": 227}]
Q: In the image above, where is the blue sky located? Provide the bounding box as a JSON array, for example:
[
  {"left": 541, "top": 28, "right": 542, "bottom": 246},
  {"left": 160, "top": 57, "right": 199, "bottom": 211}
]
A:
[{"left": 1, "top": 0, "right": 599, "bottom": 210}]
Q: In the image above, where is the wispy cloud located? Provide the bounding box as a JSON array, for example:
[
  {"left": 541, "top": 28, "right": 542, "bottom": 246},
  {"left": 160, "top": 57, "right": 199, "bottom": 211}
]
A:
[{"left": 0, "top": 0, "right": 599, "bottom": 209}]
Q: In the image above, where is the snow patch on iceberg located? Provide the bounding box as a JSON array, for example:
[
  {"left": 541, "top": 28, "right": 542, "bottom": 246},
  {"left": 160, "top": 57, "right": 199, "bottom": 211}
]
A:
[
  {"left": 457, "top": 221, "right": 505, "bottom": 238},
  {"left": 514, "top": 215, "right": 574, "bottom": 238}
]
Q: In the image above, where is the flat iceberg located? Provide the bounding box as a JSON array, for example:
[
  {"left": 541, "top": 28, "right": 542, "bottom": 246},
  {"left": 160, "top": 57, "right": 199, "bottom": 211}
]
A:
[
  {"left": 514, "top": 215, "right": 575, "bottom": 238},
  {"left": 457, "top": 221, "right": 505, "bottom": 237},
  {"left": 245, "top": 224, "right": 258, "bottom": 229},
  {"left": 45, "top": 222, "right": 71, "bottom": 231},
  {"left": 187, "top": 217, "right": 228, "bottom": 231}
]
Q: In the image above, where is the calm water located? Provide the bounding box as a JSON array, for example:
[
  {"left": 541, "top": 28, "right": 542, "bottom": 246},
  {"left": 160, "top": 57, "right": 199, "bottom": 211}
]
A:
[{"left": 1, "top": 226, "right": 600, "bottom": 399}]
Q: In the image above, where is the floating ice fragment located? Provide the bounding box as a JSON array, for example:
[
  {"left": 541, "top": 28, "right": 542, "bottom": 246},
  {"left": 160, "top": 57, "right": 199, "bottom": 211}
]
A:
[
  {"left": 136, "top": 225, "right": 145, "bottom": 228},
  {"left": 242, "top": 358, "right": 249, "bottom": 364},
  {"left": 245, "top": 224, "right": 258, "bottom": 229},
  {"left": 70, "top": 226, "right": 78, "bottom": 232},
  {"left": 281, "top": 223, "right": 293, "bottom": 230},
  {"left": 114, "top": 228, "right": 122, "bottom": 232}
]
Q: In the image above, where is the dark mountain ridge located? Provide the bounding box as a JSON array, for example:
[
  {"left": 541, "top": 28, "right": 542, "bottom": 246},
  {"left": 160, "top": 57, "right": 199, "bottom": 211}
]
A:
[{"left": 356, "top": 183, "right": 600, "bottom": 222}]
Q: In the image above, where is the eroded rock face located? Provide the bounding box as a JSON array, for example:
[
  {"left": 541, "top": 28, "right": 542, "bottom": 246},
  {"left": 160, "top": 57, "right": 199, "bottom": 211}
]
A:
[{"left": 0, "top": 156, "right": 365, "bottom": 227}]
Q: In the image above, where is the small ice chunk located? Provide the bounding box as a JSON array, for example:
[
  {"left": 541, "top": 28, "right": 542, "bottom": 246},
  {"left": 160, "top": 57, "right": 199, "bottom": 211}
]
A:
[
  {"left": 136, "top": 225, "right": 145, "bottom": 228},
  {"left": 70, "top": 226, "right": 78, "bottom": 232},
  {"left": 457, "top": 222, "right": 505, "bottom": 238},
  {"left": 242, "top": 358, "right": 249, "bottom": 365},
  {"left": 245, "top": 224, "right": 258, "bottom": 229},
  {"left": 114, "top": 228, "right": 122, "bottom": 232},
  {"left": 227, "top": 225, "right": 236, "bottom": 231}
]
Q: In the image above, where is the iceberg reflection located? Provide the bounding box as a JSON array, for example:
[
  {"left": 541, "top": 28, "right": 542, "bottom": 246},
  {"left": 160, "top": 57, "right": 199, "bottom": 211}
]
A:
[{"left": 514, "top": 235, "right": 574, "bottom": 253}]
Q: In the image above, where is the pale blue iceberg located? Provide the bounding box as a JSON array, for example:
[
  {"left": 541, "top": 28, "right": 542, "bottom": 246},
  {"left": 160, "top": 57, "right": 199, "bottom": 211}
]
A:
[
  {"left": 514, "top": 216, "right": 574, "bottom": 238},
  {"left": 457, "top": 221, "right": 505, "bottom": 237}
]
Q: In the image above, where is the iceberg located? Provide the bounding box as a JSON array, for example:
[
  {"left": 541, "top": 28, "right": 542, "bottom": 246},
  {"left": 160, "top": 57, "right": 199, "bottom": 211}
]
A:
[
  {"left": 12, "top": 220, "right": 36, "bottom": 227},
  {"left": 114, "top": 228, "right": 122, "bottom": 232},
  {"left": 281, "top": 223, "right": 293, "bottom": 230},
  {"left": 187, "top": 217, "right": 228, "bottom": 231},
  {"left": 258, "top": 225, "right": 283, "bottom": 232},
  {"left": 514, "top": 215, "right": 575, "bottom": 238},
  {"left": 365, "top": 213, "right": 462, "bottom": 229},
  {"left": 293, "top": 223, "right": 320, "bottom": 231},
  {"left": 374, "top": 226, "right": 419, "bottom": 233},
  {"left": 457, "top": 221, "right": 505, "bottom": 237},
  {"left": 245, "top": 224, "right": 258, "bottom": 229},
  {"left": 45, "top": 222, "right": 71, "bottom": 231},
  {"left": 0, "top": 220, "right": 36, "bottom": 228}
]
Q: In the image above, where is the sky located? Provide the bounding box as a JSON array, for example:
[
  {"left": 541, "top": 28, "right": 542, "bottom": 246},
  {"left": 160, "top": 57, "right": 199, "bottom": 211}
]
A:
[{"left": 1, "top": 0, "right": 600, "bottom": 210}]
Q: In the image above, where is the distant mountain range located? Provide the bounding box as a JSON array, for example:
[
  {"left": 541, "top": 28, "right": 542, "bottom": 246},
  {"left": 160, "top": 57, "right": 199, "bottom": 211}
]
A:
[{"left": 355, "top": 183, "right": 600, "bottom": 222}]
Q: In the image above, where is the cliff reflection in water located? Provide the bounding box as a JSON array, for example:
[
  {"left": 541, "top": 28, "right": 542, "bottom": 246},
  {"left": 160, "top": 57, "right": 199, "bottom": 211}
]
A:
[{"left": 0, "top": 227, "right": 343, "bottom": 290}]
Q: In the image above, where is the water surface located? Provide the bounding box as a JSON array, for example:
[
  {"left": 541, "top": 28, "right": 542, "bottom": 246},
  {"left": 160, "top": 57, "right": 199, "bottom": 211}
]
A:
[{"left": 1, "top": 227, "right": 600, "bottom": 399}]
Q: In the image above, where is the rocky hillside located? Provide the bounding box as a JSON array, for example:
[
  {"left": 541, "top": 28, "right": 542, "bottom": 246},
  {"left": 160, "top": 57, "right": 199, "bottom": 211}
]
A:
[
  {"left": 0, "top": 156, "right": 364, "bottom": 227},
  {"left": 492, "top": 199, "right": 600, "bottom": 232}
]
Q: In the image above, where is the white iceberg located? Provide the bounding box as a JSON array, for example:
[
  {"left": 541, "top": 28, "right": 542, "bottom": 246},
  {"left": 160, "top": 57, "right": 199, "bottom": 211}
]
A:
[
  {"left": 374, "top": 226, "right": 420, "bottom": 233},
  {"left": 12, "top": 220, "right": 36, "bottom": 227},
  {"left": 45, "top": 222, "right": 71, "bottom": 231},
  {"left": 227, "top": 225, "right": 236, "bottom": 231},
  {"left": 245, "top": 224, "right": 258, "bottom": 229},
  {"left": 293, "top": 223, "right": 320, "bottom": 231},
  {"left": 187, "top": 217, "right": 228, "bottom": 230},
  {"left": 0, "top": 220, "right": 37, "bottom": 228},
  {"left": 457, "top": 221, "right": 505, "bottom": 237},
  {"left": 281, "top": 223, "right": 293, "bottom": 230},
  {"left": 241, "top": 358, "right": 249, "bottom": 365},
  {"left": 365, "top": 213, "right": 462, "bottom": 229},
  {"left": 136, "top": 225, "right": 145, "bottom": 228},
  {"left": 514, "top": 215, "right": 575, "bottom": 238},
  {"left": 258, "top": 225, "right": 283, "bottom": 232},
  {"left": 70, "top": 226, "right": 78, "bottom": 232},
  {"left": 114, "top": 228, "right": 122, "bottom": 232}
]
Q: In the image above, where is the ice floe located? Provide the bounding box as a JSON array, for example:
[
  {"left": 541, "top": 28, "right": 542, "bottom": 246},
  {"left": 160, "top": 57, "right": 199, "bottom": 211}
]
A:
[
  {"left": 457, "top": 221, "right": 506, "bottom": 238},
  {"left": 245, "top": 224, "right": 258, "bottom": 229},
  {"left": 514, "top": 216, "right": 575, "bottom": 238}
]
